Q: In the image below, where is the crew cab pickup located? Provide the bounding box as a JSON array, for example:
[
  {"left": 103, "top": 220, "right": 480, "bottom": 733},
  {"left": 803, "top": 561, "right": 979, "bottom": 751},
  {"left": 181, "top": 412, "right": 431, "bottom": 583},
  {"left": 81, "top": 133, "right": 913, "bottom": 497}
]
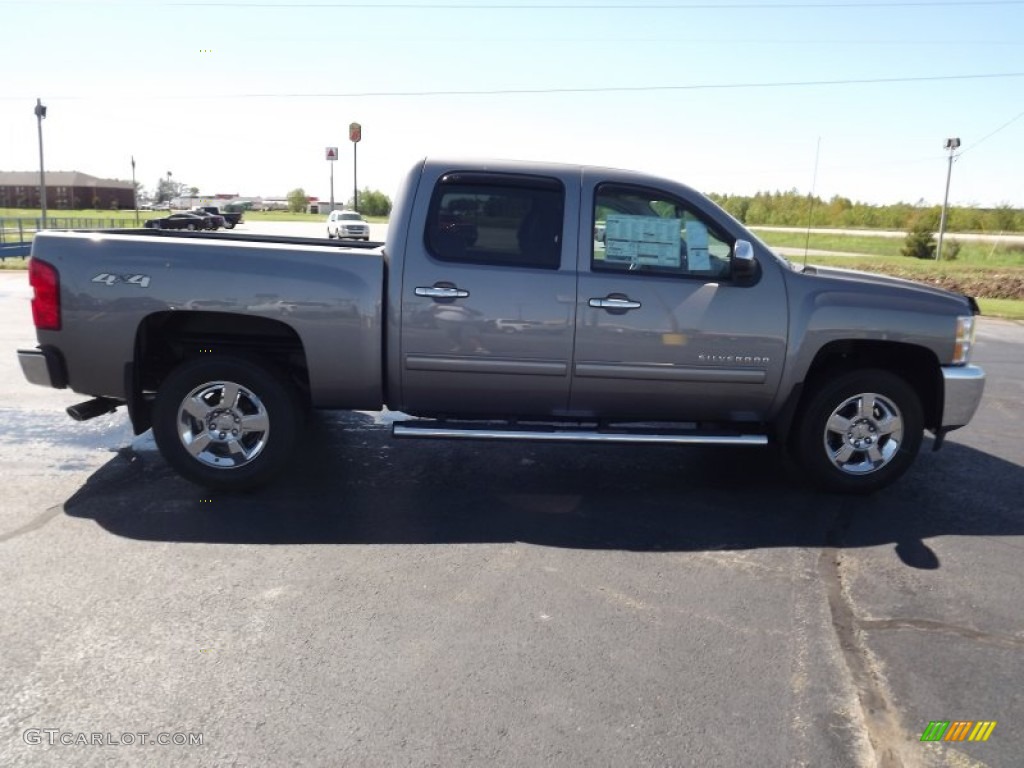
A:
[
  {"left": 18, "top": 158, "right": 985, "bottom": 493},
  {"left": 198, "top": 206, "right": 243, "bottom": 229}
]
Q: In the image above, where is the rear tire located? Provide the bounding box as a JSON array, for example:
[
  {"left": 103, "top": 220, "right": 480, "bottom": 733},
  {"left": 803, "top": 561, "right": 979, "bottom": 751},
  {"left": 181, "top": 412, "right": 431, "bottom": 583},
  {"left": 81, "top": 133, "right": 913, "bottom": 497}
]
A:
[
  {"left": 794, "top": 369, "right": 923, "bottom": 494},
  {"left": 152, "top": 356, "right": 300, "bottom": 491},
  {"left": 186, "top": 223, "right": 196, "bottom": 231}
]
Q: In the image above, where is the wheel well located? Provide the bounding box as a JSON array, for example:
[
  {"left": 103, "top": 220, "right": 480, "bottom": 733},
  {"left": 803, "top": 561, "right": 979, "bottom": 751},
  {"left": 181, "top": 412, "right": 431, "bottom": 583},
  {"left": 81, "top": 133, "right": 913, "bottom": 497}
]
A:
[
  {"left": 777, "top": 340, "right": 942, "bottom": 443},
  {"left": 130, "top": 311, "right": 309, "bottom": 432}
]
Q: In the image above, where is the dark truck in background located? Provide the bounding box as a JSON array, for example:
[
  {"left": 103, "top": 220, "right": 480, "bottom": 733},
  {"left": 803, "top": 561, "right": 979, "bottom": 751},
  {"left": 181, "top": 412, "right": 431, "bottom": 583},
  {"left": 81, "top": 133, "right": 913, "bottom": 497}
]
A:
[
  {"left": 198, "top": 205, "right": 243, "bottom": 229},
  {"left": 18, "top": 158, "right": 985, "bottom": 493}
]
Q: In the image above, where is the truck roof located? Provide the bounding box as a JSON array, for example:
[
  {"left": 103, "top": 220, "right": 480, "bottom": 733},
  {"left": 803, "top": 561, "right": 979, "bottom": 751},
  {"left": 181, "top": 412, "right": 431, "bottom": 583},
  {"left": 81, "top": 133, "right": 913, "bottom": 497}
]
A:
[{"left": 419, "top": 156, "right": 703, "bottom": 196}]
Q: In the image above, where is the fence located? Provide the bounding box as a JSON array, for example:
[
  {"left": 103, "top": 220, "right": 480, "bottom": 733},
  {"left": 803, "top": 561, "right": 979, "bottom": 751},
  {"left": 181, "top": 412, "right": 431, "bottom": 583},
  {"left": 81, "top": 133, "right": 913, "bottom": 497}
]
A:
[{"left": 0, "top": 217, "right": 144, "bottom": 259}]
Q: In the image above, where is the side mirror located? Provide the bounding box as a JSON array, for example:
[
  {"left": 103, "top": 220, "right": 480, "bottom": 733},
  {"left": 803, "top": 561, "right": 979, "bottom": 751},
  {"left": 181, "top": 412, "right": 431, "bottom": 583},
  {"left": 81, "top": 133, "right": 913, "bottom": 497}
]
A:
[{"left": 731, "top": 239, "right": 757, "bottom": 281}]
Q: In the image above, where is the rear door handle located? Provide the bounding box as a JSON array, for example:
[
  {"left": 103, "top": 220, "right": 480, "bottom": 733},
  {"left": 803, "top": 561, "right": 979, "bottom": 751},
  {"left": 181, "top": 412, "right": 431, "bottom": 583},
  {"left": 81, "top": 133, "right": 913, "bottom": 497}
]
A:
[
  {"left": 589, "top": 296, "right": 641, "bottom": 310},
  {"left": 416, "top": 286, "right": 469, "bottom": 299}
]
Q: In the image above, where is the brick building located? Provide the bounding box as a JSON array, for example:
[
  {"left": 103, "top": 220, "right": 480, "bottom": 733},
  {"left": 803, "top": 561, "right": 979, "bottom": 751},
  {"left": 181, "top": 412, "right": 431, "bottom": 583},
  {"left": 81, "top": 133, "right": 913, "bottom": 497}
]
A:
[{"left": 0, "top": 171, "right": 135, "bottom": 210}]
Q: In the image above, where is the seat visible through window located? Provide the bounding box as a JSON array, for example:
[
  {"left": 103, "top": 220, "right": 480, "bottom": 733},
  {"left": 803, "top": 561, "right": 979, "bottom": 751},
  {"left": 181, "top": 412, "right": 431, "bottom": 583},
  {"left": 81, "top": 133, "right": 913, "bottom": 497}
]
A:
[{"left": 516, "top": 197, "right": 562, "bottom": 268}]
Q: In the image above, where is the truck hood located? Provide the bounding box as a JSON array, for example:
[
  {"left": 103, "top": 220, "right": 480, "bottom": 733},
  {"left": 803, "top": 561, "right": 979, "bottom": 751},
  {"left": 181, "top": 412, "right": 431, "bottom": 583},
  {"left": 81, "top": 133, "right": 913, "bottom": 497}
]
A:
[{"left": 795, "top": 263, "right": 975, "bottom": 309}]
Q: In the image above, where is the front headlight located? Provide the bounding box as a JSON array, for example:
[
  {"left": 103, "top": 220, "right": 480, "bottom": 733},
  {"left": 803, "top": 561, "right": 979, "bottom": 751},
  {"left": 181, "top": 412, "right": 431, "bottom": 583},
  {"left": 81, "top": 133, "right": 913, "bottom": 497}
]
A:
[{"left": 952, "top": 315, "right": 976, "bottom": 364}]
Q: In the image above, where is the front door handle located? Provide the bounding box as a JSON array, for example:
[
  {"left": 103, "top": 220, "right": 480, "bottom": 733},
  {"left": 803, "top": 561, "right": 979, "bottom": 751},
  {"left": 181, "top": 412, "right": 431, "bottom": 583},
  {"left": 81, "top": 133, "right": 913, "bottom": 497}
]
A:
[
  {"left": 589, "top": 296, "right": 641, "bottom": 310},
  {"left": 416, "top": 286, "right": 470, "bottom": 299}
]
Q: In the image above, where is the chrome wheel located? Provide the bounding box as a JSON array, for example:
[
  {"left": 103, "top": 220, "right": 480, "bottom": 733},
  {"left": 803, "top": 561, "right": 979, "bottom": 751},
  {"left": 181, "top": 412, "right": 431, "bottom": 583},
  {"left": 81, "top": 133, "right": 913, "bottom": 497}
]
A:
[
  {"left": 176, "top": 380, "right": 270, "bottom": 469},
  {"left": 153, "top": 356, "right": 300, "bottom": 490},
  {"left": 795, "top": 369, "right": 923, "bottom": 494},
  {"left": 822, "top": 392, "right": 903, "bottom": 474}
]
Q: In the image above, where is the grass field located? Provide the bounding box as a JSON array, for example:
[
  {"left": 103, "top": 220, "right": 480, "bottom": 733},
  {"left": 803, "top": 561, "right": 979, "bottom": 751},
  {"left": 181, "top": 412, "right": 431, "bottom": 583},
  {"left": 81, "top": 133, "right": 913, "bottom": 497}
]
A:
[
  {"left": 754, "top": 230, "right": 1024, "bottom": 266},
  {"left": 792, "top": 252, "right": 1024, "bottom": 276},
  {"left": 0, "top": 208, "right": 163, "bottom": 223},
  {"left": 976, "top": 298, "right": 1024, "bottom": 320},
  {"left": 240, "top": 211, "right": 388, "bottom": 224}
]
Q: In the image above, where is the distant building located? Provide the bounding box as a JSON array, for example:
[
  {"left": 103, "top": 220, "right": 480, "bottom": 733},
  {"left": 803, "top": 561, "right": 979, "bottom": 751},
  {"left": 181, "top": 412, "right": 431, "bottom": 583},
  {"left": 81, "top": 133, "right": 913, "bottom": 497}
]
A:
[{"left": 0, "top": 171, "right": 135, "bottom": 210}]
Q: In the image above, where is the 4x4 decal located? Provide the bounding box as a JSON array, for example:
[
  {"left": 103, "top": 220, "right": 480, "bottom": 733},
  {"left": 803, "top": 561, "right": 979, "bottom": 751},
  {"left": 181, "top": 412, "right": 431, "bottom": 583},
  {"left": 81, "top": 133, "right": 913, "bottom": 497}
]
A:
[{"left": 91, "top": 273, "right": 151, "bottom": 288}]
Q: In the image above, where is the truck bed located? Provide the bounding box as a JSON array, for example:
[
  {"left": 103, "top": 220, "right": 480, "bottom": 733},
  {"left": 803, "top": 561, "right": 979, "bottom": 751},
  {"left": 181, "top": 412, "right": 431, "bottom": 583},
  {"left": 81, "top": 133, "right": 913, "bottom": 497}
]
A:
[{"left": 28, "top": 229, "right": 387, "bottom": 410}]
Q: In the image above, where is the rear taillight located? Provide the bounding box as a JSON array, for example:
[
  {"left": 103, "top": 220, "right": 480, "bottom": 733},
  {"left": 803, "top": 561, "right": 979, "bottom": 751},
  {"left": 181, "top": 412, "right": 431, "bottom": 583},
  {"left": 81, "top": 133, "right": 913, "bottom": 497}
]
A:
[{"left": 29, "top": 258, "right": 61, "bottom": 330}]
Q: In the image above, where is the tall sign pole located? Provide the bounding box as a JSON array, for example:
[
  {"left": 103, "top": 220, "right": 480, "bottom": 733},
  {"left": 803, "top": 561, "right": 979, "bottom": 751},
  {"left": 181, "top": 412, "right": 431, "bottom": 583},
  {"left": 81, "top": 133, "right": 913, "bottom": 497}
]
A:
[
  {"left": 326, "top": 146, "right": 338, "bottom": 210},
  {"left": 34, "top": 98, "right": 47, "bottom": 228},
  {"left": 349, "top": 122, "right": 361, "bottom": 212}
]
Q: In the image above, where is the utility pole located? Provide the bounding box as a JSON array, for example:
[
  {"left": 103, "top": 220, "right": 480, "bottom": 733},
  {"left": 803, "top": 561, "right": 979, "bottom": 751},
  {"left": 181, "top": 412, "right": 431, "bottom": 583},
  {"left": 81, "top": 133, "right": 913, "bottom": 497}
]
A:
[
  {"left": 936, "top": 137, "right": 960, "bottom": 261},
  {"left": 34, "top": 98, "right": 47, "bottom": 228},
  {"left": 131, "top": 156, "right": 139, "bottom": 226}
]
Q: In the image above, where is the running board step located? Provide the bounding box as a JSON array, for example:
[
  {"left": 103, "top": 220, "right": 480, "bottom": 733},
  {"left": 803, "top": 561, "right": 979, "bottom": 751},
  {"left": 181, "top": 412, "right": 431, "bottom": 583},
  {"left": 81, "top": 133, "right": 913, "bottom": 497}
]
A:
[{"left": 392, "top": 421, "right": 767, "bottom": 446}]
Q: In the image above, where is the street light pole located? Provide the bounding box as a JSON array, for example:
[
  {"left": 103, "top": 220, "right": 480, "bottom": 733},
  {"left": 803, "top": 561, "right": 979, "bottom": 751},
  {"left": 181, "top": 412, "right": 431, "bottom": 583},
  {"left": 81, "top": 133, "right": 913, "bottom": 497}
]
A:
[
  {"left": 34, "top": 98, "right": 47, "bottom": 228},
  {"left": 936, "top": 137, "right": 960, "bottom": 261},
  {"left": 131, "top": 156, "right": 139, "bottom": 226}
]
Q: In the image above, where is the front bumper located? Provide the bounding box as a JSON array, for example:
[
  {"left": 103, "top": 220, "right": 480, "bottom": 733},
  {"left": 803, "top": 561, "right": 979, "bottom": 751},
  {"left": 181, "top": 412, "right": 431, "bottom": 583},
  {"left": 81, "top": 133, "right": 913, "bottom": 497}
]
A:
[
  {"left": 18, "top": 347, "right": 68, "bottom": 389},
  {"left": 941, "top": 364, "right": 985, "bottom": 428}
]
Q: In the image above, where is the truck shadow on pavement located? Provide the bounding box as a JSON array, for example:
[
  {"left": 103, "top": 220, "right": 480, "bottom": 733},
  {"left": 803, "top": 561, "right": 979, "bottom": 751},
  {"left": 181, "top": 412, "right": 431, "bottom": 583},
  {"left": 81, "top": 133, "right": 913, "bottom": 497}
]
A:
[{"left": 63, "top": 412, "right": 1023, "bottom": 567}]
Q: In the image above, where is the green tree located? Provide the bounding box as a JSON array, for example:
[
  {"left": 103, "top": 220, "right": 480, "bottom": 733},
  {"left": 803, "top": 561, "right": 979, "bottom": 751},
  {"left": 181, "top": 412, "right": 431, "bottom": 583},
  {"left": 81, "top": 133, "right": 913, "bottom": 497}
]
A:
[
  {"left": 287, "top": 188, "right": 308, "bottom": 213},
  {"left": 348, "top": 188, "right": 392, "bottom": 217},
  {"left": 155, "top": 177, "right": 187, "bottom": 203},
  {"left": 990, "top": 203, "right": 1018, "bottom": 232},
  {"left": 702, "top": 190, "right": 1023, "bottom": 233},
  {"left": 901, "top": 215, "right": 937, "bottom": 259}
]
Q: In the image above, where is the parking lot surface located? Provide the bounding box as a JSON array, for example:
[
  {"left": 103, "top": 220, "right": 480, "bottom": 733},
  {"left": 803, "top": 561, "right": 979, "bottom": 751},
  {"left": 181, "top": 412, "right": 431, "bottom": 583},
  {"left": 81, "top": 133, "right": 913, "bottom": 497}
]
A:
[{"left": 1, "top": 268, "right": 1021, "bottom": 767}]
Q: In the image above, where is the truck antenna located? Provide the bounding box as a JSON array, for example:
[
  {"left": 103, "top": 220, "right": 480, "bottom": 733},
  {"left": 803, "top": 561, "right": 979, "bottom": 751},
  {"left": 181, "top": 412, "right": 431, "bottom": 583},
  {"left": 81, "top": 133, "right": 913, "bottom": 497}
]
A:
[{"left": 803, "top": 136, "right": 821, "bottom": 270}]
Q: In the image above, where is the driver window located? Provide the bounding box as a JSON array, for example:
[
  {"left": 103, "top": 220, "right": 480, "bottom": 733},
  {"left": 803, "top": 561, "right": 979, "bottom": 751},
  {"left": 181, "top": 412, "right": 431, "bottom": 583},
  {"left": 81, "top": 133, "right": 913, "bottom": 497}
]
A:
[{"left": 592, "top": 184, "right": 733, "bottom": 279}]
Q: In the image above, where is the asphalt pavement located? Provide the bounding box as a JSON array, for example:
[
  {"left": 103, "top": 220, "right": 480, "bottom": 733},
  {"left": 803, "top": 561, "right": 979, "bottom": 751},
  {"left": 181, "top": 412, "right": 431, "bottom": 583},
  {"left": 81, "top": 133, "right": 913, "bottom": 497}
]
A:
[{"left": 0, "top": 263, "right": 1021, "bottom": 768}]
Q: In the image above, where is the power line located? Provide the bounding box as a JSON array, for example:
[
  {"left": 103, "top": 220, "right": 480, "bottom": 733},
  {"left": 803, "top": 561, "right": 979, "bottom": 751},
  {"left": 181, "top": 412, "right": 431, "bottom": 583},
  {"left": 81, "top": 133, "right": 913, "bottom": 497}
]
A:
[
  {"left": 166, "top": 0, "right": 1024, "bottom": 7},
  {"left": 960, "top": 108, "right": 1024, "bottom": 155},
  {"left": 148, "top": 71, "right": 1024, "bottom": 98},
  {"left": 6, "top": 72, "right": 1021, "bottom": 102},
  {"left": 4, "top": 0, "right": 1024, "bottom": 7},
  {"left": 227, "top": 36, "right": 1024, "bottom": 44}
]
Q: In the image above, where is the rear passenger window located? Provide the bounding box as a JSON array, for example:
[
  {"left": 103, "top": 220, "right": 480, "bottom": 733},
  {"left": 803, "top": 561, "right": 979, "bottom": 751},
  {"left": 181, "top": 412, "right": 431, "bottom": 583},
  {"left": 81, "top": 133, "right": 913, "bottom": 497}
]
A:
[{"left": 426, "top": 173, "right": 564, "bottom": 269}]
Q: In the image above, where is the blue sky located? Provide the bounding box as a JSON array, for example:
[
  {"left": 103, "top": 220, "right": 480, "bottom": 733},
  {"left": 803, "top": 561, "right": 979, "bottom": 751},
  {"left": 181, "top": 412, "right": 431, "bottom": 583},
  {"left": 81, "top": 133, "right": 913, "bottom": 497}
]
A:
[{"left": 2, "top": 0, "right": 1022, "bottom": 208}]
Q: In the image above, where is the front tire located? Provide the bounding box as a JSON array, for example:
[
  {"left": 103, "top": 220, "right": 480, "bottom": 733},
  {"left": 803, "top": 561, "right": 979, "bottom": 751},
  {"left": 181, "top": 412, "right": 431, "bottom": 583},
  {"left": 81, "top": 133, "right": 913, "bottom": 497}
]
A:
[
  {"left": 794, "top": 369, "right": 923, "bottom": 494},
  {"left": 152, "top": 356, "right": 300, "bottom": 491}
]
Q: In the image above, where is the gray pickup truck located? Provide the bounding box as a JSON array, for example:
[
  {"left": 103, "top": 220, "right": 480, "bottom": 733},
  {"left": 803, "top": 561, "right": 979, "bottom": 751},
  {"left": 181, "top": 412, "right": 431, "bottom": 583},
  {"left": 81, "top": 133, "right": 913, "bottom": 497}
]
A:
[{"left": 18, "top": 158, "right": 985, "bottom": 493}]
